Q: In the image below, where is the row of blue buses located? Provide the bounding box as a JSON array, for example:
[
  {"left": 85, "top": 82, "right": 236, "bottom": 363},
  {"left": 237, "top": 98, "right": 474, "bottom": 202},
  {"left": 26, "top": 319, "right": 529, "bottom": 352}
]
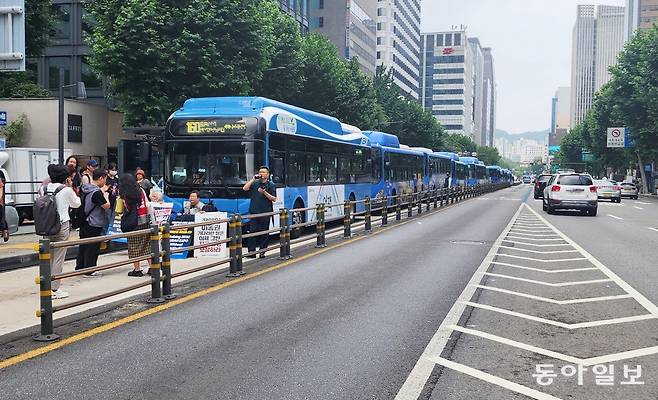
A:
[{"left": 162, "top": 97, "right": 512, "bottom": 226}]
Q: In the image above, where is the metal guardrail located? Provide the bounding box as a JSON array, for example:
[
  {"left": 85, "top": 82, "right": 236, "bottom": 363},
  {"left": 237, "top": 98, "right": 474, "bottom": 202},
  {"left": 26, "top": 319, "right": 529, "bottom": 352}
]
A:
[{"left": 32, "top": 182, "right": 511, "bottom": 341}]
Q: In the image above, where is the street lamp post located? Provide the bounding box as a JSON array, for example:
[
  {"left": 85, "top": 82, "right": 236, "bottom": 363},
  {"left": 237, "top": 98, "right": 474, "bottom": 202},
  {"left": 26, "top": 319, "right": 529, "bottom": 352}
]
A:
[{"left": 58, "top": 67, "right": 86, "bottom": 165}]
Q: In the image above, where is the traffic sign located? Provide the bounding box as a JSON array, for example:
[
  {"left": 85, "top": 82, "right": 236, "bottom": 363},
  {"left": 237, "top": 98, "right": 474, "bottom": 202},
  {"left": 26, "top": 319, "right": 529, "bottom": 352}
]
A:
[
  {"left": 0, "top": 0, "right": 26, "bottom": 71},
  {"left": 0, "top": 111, "right": 6, "bottom": 126},
  {"left": 607, "top": 127, "right": 633, "bottom": 148}
]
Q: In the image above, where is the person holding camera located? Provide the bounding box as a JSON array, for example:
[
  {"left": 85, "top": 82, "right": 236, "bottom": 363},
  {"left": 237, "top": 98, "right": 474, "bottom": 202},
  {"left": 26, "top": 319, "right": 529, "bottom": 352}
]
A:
[{"left": 242, "top": 166, "right": 277, "bottom": 258}]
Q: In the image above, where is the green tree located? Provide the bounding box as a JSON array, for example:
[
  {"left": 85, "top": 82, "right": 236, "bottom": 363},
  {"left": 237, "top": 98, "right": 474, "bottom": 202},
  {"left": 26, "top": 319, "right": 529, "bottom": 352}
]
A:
[
  {"left": 373, "top": 66, "right": 444, "bottom": 148},
  {"left": 442, "top": 133, "right": 476, "bottom": 154},
  {"left": 556, "top": 125, "right": 586, "bottom": 170},
  {"left": 86, "top": 0, "right": 282, "bottom": 125},
  {"left": 0, "top": 0, "right": 51, "bottom": 97},
  {"left": 476, "top": 146, "right": 501, "bottom": 165},
  {"left": 253, "top": 8, "right": 305, "bottom": 103}
]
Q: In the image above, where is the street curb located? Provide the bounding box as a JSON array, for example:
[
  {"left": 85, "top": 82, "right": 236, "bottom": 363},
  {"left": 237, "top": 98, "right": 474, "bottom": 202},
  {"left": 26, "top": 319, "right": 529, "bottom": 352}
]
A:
[{"left": 0, "top": 243, "right": 127, "bottom": 274}]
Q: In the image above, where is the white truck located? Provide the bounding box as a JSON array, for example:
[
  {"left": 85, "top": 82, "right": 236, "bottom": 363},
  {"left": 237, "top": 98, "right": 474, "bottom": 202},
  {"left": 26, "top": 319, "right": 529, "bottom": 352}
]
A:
[{"left": 0, "top": 147, "right": 71, "bottom": 224}]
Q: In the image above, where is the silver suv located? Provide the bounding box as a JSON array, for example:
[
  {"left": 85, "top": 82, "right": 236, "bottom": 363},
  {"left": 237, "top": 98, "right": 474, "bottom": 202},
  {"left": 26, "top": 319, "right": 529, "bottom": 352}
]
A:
[{"left": 543, "top": 173, "right": 598, "bottom": 216}]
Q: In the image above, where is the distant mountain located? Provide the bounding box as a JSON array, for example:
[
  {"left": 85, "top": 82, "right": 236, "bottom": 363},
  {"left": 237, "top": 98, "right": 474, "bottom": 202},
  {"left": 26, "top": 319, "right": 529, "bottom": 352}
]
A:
[{"left": 495, "top": 129, "right": 549, "bottom": 144}]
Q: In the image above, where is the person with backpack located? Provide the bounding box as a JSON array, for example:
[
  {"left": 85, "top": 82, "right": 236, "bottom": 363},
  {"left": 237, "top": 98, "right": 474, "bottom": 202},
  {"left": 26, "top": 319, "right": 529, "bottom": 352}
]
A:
[
  {"left": 75, "top": 169, "right": 110, "bottom": 276},
  {"left": 35, "top": 165, "right": 81, "bottom": 299},
  {"left": 119, "top": 173, "right": 153, "bottom": 277}
]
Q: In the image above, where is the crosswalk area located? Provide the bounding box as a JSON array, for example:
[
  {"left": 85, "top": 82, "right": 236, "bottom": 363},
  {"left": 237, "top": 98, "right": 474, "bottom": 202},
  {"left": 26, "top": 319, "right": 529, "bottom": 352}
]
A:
[{"left": 397, "top": 203, "right": 658, "bottom": 400}]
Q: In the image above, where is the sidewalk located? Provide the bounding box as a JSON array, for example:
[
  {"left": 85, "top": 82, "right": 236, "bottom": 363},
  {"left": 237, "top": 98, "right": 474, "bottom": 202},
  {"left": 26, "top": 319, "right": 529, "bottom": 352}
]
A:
[{"left": 0, "top": 221, "right": 371, "bottom": 341}]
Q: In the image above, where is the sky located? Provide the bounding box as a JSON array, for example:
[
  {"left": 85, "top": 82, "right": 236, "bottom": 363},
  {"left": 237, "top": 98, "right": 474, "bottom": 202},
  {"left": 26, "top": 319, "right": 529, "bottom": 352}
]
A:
[{"left": 421, "top": 0, "right": 625, "bottom": 134}]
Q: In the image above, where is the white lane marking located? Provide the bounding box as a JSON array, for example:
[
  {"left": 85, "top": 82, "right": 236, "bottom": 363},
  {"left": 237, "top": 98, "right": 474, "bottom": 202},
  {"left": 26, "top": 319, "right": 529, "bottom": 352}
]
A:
[
  {"left": 583, "top": 346, "right": 658, "bottom": 367},
  {"left": 450, "top": 325, "right": 581, "bottom": 364},
  {"left": 648, "top": 227, "right": 658, "bottom": 233},
  {"left": 482, "top": 272, "right": 611, "bottom": 287},
  {"left": 504, "top": 232, "right": 561, "bottom": 238},
  {"left": 526, "top": 205, "right": 658, "bottom": 318},
  {"left": 502, "top": 240, "right": 572, "bottom": 247},
  {"left": 608, "top": 214, "right": 624, "bottom": 220},
  {"left": 473, "top": 285, "right": 633, "bottom": 304},
  {"left": 495, "top": 254, "right": 588, "bottom": 263},
  {"left": 428, "top": 356, "right": 563, "bottom": 400},
  {"left": 505, "top": 235, "right": 565, "bottom": 242},
  {"left": 450, "top": 324, "right": 658, "bottom": 367},
  {"left": 637, "top": 201, "right": 651, "bottom": 205},
  {"left": 394, "top": 205, "right": 524, "bottom": 400},
  {"left": 633, "top": 206, "right": 644, "bottom": 210},
  {"left": 461, "top": 301, "right": 656, "bottom": 329},
  {"left": 509, "top": 228, "right": 555, "bottom": 233},
  {"left": 498, "top": 245, "right": 579, "bottom": 254},
  {"left": 490, "top": 261, "right": 598, "bottom": 273}
]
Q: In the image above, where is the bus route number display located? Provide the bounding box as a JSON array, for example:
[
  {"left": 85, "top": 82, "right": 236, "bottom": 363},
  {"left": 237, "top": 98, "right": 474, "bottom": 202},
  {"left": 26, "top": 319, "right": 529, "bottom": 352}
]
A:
[{"left": 185, "top": 120, "right": 247, "bottom": 135}]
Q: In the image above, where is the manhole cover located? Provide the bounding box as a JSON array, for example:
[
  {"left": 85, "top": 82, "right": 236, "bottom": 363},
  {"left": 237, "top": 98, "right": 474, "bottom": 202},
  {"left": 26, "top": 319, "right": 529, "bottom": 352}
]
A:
[{"left": 450, "top": 240, "right": 487, "bottom": 245}]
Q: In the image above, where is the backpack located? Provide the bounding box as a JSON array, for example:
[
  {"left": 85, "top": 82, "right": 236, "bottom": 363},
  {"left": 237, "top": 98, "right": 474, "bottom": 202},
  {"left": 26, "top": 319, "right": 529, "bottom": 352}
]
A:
[
  {"left": 33, "top": 185, "right": 65, "bottom": 236},
  {"left": 121, "top": 199, "right": 139, "bottom": 233},
  {"left": 71, "top": 189, "right": 100, "bottom": 229}
]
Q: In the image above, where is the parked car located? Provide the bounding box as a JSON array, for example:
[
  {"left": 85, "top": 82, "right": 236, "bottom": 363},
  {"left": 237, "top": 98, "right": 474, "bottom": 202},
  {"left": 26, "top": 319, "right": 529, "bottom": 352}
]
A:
[
  {"left": 594, "top": 180, "right": 621, "bottom": 203},
  {"left": 620, "top": 182, "right": 639, "bottom": 199},
  {"left": 522, "top": 175, "right": 532, "bottom": 184},
  {"left": 543, "top": 173, "right": 598, "bottom": 216},
  {"left": 533, "top": 174, "right": 553, "bottom": 199}
]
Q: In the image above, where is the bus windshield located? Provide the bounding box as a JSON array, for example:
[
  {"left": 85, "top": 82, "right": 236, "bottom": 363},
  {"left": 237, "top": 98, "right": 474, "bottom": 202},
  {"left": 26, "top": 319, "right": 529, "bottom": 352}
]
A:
[{"left": 166, "top": 140, "right": 264, "bottom": 187}]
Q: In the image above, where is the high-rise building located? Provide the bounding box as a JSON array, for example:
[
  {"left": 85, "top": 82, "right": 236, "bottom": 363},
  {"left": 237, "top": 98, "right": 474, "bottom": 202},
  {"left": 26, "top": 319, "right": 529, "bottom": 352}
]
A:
[
  {"left": 375, "top": 0, "right": 421, "bottom": 99},
  {"left": 309, "top": 0, "right": 377, "bottom": 76},
  {"left": 595, "top": 5, "right": 625, "bottom": 91},
  {"left": 481, "top": 48, "right": 496, "bottom": 147},
  {"left": 420, "top": 30, "right": 494, "bottom": 144},
  {"left": 550, "top": 87, "right": 571, "bottom": 147},
  {"left": 570, "top": 5, "right": 596, "bottom": 127},
  {"left": 625, "top": 0, "right": 658, "bottom": 40},
  {"left": 279, "top": 0, "right": 310, "bottom": 34},
  {"left": 570, "top": 4, "right": 624, "bottom": 126}
]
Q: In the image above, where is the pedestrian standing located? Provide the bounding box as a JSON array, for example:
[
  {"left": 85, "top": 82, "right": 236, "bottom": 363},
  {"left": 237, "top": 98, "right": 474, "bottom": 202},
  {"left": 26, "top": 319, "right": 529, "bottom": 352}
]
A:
[
  {"left": 135, "top": 169, "right": 153, "bottom": 197},
  {"left": 81, "top": 159, "right": 98, "bottom": 186},
  {"left": 75, "top": 169, "right": 110, "bottom": 276},
  {"left": 66, "top": 156, "right": 82, "bottom": 195},
  {"left": 444, "top": 172, "right": 451, "bottom": 189},
  {"left": 44, "top": 165, "right": 81, "bottom": 299},
  {"left": 242, "top": 166, "right": 277, "bottom": 258},
  {"left": 183, "top": 191, "right": 205, "bottom": 216},
  {"left": 119, "top": 174, "right": 153, "bottom": 277}
]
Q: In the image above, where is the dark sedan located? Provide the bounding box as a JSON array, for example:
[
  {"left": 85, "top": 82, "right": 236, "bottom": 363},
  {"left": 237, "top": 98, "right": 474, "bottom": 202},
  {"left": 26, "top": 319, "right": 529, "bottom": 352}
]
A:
[{"left": 533, "top": 174, "right": 553, "bottom": 199}]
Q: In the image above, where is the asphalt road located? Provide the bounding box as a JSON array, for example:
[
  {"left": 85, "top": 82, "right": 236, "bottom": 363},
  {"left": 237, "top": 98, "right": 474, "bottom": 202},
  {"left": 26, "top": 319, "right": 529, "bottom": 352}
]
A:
[{"left": 0, "top": 186, "right": 526, "bottom": 400}]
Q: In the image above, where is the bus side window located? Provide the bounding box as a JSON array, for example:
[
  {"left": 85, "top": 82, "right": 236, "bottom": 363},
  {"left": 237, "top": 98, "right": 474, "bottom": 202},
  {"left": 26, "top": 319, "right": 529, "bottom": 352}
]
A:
[{"left": 270, "top": 151, "right": 285, "bottom": 186}]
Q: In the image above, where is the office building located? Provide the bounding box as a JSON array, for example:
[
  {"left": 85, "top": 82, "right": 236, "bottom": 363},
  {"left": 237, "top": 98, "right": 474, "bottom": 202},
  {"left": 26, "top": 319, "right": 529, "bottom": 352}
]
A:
[
  {"left": 481, "top": 48, "right": 496, "bottom": 147},
  {"left": 595, "top": 5, "right": 625, "bottom": 91},
  {"left": 375, "top": 0, "right": 421, "bottom": 98},
  {"left": 310, "top": 0, "right": 377, "bottom": 76},
  {"left": 570, "top": 5, "right": 624, "bottom": 126},
  {"left": 625, "top": 0, "right": 658, "bottom": 39},
  {"left": 420, "top": 30, "right": 494, "bottom": 144},
  {"left": 279, "top": 0, "right": 310, "bottom": 35},
  {"left": 550, "top": 87, "right": 571, "bottom": 147}
]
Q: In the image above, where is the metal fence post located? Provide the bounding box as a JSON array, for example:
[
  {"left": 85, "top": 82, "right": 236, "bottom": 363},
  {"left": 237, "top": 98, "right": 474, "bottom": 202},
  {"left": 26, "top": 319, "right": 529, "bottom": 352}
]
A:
[
  {"left": 395, "top": 196, "right": 401, "bottom": 221},
  {"left": 407, "top": 193, "right": 414, "bottom": 218},
  {"left": 426, "top": 190, "right": 431, "bottom": 211},
  {"left": 147, "top": 225, "right": 165, "bottom": 303},
  {"left": 343, "top": 201, "right": 351, "bottom": 238},
  {"left": 161, "top": 223, "right": 176, "bottom": 300},
  {"left": 365, "top": 196, "right": 372, "bottom": 232},
  {"left": 417, "top": 191, "right": 422, "bottom": 215},
  {"left": 433, "top": 189, "right": 438, "bottom": 209},
  {"left": 440, "top": 188, "right": 444, "bottom": 207},
  {"left": 320, "top": 204, "right": 327, "bottom": 246},
  {"left": 228, "top": 215, "right": 238, "bottom": 276},
  {"left": 279, "top": 209, "right": 287, "bottom": 259},
  {"left": 315, "top": 203, "right": 324, "bottom": 248},
  {"left": 284, "top": 209, "right": 292, "bottom": 258},
  {"left": 382, "top": 195, "right": 388, "bottom": 226},
  {"left": 235, "top": 215, "right": 245, "bottom": 275},
  {"left": 34, "top": 239, "right": 59, "bottom": 342}
]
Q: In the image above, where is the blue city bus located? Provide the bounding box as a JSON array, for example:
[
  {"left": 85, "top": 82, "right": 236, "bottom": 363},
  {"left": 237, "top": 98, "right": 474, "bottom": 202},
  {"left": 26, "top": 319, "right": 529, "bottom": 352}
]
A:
[
  {"left": 365, "top": 131, "right": 424, "bottom": 201},
  {"left": 459, "top": 157, "right": 487, "bottom": 186},
  {"left": 163, "top": 97, "right": 375, "bottom": 230},
  {"left": 487, "top": 165, "right": 503, "bottom": 183},
  {"left": 427, "top": 152, "right": 452, "bottom": 189}
]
